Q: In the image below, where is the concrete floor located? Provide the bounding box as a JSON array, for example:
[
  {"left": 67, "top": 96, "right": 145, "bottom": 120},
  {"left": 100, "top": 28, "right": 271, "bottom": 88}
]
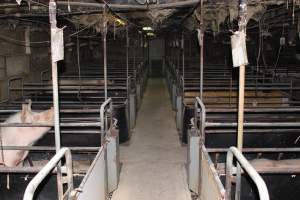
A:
[{"left": 111, "top": 78, "right": 192, "bottom": 200}]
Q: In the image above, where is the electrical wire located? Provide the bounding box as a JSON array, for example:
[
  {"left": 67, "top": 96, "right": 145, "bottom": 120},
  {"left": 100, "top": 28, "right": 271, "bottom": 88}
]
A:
[
  {"left": 0, "top": 34, "right": 49, "bottom": 45},
  {"left": 0, "top": 20, "right": 99, "bottom": 47},
  {"left": 273, "top": 24, "right": 285, "bottom": 79},
  {"left": 68, "top": 23, "right": 97, "bottom": 37},
  {"left": 76, "top": 25, "right": 82, "bottom": 100}
]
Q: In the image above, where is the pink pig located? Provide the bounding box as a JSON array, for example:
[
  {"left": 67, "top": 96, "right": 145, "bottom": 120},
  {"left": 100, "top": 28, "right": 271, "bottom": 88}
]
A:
[{"left": 0, "top": 101, "right": 54, "bottom": 167}]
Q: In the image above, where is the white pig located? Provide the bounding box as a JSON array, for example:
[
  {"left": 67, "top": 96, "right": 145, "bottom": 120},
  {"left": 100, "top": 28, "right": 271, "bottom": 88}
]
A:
[{"left": 0, "top": 102, "right": 54, "bottom": 167}]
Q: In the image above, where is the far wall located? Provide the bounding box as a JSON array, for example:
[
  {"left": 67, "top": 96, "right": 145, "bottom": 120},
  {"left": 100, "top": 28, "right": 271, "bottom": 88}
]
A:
[{"left": 149, "top": 38, "right": 165, "bottom": 76}]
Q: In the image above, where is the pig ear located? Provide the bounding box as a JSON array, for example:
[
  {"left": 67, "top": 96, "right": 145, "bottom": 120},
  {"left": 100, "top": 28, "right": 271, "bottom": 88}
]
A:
[
  {"left": 21, "top": 104, "right": 28, "bottom": 123},
  {"left": 27, "top": 99, "right": 32, "bottom": 112},
  {"left": 25, "top": 99, "right": 32, "bottom": 112}
]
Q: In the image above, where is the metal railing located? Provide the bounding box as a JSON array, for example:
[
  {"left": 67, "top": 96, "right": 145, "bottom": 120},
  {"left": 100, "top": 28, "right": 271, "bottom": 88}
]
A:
[
  {"left": 23, "top": 147, "right": 73, "bottom": 200},
  {"left": 41, "top": 69, "right": 50, "bottom": 82},
  {"left": 8, "top": 76, "right": 24, "bottom": 100},
  {"left": 194, "top": 97, "right": 206, "bottom": 196},
  {"left": 100, "top": 98, "right": 113, "bottom": 145},
  {"left": 194, "top": 97, "right": 206, "bottom": 141},
  {"left": 225, "top": 147, "right": 270, "bottom": 200}
]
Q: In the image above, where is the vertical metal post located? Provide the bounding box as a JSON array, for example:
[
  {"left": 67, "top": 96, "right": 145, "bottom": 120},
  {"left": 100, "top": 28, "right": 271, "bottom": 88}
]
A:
[
  {"left": 133, "top": 39, "right": 137, "bottom": 88},
  {"left": 102, "top": 15, "right": 108, "bottom": 101},
  {"left": 237, "top": 66, "right": 245, "bottom": 152},
  {"left": 236, "top": 1, "right": 247, "bottom": 200},
  {"left": 199, "top": 0, "right": 204, "bottom": 100},
  {"left": 49, "top": 1, "right": 63, "bottom": 199},
  {"left": 177, "top": 38, "right": 180, "bottom": 73},
  {"left": 147, "top": 37, "right": 150, "bottom": 69},
  {"left": 198, "top": 0, "right": 204, "bottom": 196},
  {"left": 126, "top": 26, "right": 129, "bottom": 97},
  {"left": 76, "top": 25, "right": 82, "bottom": 98},
  {"left": 182, "top": 33, "right": 185, "bottom": 87}
]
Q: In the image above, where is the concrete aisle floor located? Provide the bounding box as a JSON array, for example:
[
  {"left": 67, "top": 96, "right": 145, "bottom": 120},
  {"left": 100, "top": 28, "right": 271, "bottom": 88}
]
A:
[{"left": 111, "top": 78, "right": 192, "bottom": 200}]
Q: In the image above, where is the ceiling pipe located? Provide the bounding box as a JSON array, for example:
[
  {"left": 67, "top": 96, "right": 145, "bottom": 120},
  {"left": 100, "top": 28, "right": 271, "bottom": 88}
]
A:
[{"left": 0, "top": 0, "right": 200, "bottom": 10}]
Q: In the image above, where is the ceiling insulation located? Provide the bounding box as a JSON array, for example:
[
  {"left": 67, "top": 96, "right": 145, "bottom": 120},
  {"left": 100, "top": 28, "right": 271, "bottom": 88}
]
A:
[
  {"left": 146, "top": 9, "right": 174, "bottom": 25},
  {"left": 0, "top": 0, "right": 298, "bottom": 36}
]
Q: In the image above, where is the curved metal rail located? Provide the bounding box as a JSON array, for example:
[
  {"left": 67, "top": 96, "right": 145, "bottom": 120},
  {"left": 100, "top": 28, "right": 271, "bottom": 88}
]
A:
[
  {"left": 23, "top": 147, "right": 73, "bottom": 200},
  {"left": 194, "top": 96, "right": 206, "bottom": 141},
  {"left": 225, "top": 146, "right": 270, "bottom": 200},
  {"left": 100, "top": 98, "right": 113, "bottom": 145}
]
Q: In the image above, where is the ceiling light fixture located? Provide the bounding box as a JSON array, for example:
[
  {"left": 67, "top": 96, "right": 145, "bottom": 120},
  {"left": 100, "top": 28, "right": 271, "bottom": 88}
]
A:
[{"left": 142, "top": 26, "right": 153, "bottom": 31}]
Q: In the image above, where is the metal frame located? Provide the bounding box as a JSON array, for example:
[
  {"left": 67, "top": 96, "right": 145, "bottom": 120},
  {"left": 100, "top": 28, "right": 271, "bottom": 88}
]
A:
[
  {"left": 225, "top": 147, "right": 270, "bottom": 200},
  {"left": 23, "top": 148, "right": 73, "bottom": 200},
  {"left": 100, "top": 98, "right": 113, "bottom": 145}
]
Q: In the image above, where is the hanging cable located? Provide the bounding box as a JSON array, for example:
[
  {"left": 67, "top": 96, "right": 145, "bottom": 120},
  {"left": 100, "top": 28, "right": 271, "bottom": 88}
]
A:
[
  {"left": 273, "top": 24, "right": 285, "bottom": 80},
  {"left": 76, "top": 25, "right": 82, "bottom": 100}
]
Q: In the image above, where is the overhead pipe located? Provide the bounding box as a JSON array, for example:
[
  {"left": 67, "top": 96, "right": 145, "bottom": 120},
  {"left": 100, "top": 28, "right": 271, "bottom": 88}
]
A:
[{"left": 0, "top": 0, "right": 202, "bottom": 13}]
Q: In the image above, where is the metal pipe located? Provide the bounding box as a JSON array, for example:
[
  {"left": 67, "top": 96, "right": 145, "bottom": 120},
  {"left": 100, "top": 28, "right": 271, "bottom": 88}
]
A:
[
  {"left": 182, "top": 33, "right": 185, "bottom": 90},
  {"left": 237, "top": 64, "right": 245, "bottom": 150},
  {"left": 102, "top": 16, "right": 108, "bottom": 100},
  {"left": 205, "top": 128, "right": 300, "bottom": 134},
  {"left": 0, "top": 146, "right": 100, "bottom": 151},
  {"left": 236, "top": 0, "right": 247, "bottom": 198},
  {"left": 126, "top": 26, "right": 129, "bottom": 97},
  {"left": 195, "top": 96, "right": 206, "bottom": 197},
  {"left": 207, "top": 147, "right": 300, "bottom": 153},
  {"left": 225, "top": 147, "right": 270, "bottom": 200},
  {"left": 199, "top": 0, "right": 204, "bottom": 100},
  {"left": 49, "top": 2, "right": 63, "bottom": 198},
  {"left": 0, "top": 165, "right": 85, "bottom": 174},
  {"left": 0, "top": 122, "right": 101, "bottom": 127},
  {"left": 100, "top": 98, "right": 112, "bottom": 145},
  {"left": 23, "top": 148, "right": 73, "bottom": 200},
  {"left": 76, "top": 25, "right": 82, "bottom": 98},
  {"left": 205, "top": 122, "right": 300, "bottom": 128}
]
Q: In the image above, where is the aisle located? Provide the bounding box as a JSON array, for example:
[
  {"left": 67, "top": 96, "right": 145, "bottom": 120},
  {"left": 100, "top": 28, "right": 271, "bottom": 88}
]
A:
[{"left": 111, "top": 78, "right": 192, "bottom": 200}]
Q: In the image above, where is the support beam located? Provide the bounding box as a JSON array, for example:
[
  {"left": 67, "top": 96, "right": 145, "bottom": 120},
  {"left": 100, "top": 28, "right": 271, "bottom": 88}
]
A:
[
  {"left": 236, "top": 1, "right": 248, "bottom": 200},
  {"left": 49, "top": 1, "right": 63, "bottom": 199}
]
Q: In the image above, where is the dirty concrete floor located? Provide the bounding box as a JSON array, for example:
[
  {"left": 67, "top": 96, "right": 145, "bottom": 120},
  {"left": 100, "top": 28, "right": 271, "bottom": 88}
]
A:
[{"left": 111, "top": 78, "right": 192, "bottom": 200}]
